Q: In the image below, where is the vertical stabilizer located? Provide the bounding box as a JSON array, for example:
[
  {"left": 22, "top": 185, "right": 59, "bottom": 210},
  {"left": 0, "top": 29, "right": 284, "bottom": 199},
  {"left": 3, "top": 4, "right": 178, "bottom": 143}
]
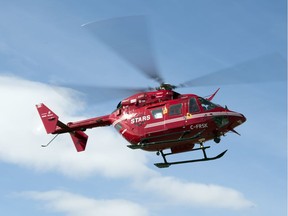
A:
[{"left": 36, "top": 103, "right": 59, "bottom": 134}]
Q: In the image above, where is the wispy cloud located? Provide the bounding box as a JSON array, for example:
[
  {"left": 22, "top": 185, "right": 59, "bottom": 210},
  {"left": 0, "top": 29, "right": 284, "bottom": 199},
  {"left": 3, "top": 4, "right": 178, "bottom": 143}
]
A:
[
  {"left": 140, "top": 176, "right": 255, "bottom": 209},
  {"left": 20, "top": 190, "right": 149, "bottom": 216},
  {"left": 1, "top": 75, "right": 254, "bottom": 210}
]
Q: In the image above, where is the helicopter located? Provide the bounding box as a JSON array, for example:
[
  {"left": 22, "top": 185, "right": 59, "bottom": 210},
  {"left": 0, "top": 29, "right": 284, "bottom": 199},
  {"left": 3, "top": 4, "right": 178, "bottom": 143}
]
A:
[{"left": 36, "top": 16, "right": 285, "bottom": 168}]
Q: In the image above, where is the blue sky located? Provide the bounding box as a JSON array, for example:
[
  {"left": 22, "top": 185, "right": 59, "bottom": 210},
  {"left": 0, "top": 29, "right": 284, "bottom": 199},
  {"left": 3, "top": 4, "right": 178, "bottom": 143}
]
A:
[{"left": 0, "top": 0, "right": 286, "bottom": 215}]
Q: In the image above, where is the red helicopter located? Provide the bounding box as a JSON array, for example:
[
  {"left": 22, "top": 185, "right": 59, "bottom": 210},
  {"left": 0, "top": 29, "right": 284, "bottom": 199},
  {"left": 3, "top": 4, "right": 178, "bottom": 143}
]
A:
[
  {"left": 36, "top": 16, "right": 284, "bottom": 168},
  {"left": 36, "top": 86, "right": 245, "bottom": 168}
]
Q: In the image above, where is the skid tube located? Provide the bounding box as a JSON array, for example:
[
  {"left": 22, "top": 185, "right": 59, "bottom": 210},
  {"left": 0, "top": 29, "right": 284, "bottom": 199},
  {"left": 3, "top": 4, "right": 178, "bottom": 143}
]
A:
[{"left": 154, "top": 143, "right": 228, "bottom": 168}]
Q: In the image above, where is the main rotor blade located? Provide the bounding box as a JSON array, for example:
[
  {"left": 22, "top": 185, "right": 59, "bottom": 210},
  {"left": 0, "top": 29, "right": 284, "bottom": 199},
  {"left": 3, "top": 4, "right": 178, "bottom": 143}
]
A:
[
  {"left": 83, "top": 16, "right": 164, "bottom": 84},
  {"left": 178, "top": 54, "right": 287, "bottom": 88},
  {"left": 61, "top": 84, "right": 149, "bottom": 102}
]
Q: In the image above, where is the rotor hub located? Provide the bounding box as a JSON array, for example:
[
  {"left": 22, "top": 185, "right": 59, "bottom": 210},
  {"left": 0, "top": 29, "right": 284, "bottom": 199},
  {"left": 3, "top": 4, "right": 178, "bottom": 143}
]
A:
[{"left": 157, "top": 83, "right": 177, "bottom": 91}]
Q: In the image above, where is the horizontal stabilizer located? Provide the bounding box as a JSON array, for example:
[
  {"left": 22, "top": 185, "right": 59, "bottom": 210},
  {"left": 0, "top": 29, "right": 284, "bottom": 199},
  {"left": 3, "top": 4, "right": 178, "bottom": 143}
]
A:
[{"left": 36, "top": 103, "right": 110, "bottom": 152}]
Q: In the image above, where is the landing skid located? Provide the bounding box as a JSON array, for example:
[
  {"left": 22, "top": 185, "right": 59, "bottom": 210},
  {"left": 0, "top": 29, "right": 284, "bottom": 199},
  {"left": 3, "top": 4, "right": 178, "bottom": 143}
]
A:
[
  {"left": 127, "top": 130, "right": 227, "bottom": 168},
  {"left": 154, "top": 144, "right": 227, "bottom": 168}
]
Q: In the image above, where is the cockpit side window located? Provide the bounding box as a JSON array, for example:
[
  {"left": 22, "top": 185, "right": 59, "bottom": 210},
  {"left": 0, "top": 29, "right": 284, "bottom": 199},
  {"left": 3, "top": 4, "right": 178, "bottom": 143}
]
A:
[
  {"left": 169, "top": 104, "right": 182, "bottom": 116},
  {"left": 198, "top": 97, "right": 218, "bottom": 111},
  {"left": 189, "top": 98, "right": 200, "bottom": 113}
]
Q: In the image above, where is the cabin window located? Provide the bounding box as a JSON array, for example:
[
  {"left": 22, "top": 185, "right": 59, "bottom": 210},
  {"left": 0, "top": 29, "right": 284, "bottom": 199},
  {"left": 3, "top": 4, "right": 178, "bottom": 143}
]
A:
[
  {"left": 198, "top": 97, "right": 217, "bottom": 111},
  {"left": 169, "top": 104, "right": 182, "bottom": 116},
  {"left": 151, "top": 108, "right": 163, "bottom": 119},
  {"left": 189, "top": 98, "right": 200, "bottom": 113}
]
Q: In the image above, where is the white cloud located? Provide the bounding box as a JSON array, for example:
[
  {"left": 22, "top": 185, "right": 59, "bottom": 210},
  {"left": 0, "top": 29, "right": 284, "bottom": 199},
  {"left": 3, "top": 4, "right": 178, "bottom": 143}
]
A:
[
  {"left": 1, "top": 75, "right": 254, "bottom": 210},
  {"left": 20, "top": 190, "right": 148, "bottom": 216},
  {"left": 140, "top": 176, "right": 255, "bottom": 209},
  {"left": 0, "top": 75, "right": 151, "bottom": 179}
]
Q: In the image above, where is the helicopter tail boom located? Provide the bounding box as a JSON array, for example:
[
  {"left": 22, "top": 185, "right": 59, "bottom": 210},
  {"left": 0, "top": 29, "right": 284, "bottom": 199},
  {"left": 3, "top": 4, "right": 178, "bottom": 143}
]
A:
[
  {"left": 36, "top": 103, "right": 88, "bottom": 151},
  {"left": 36, "top": 103, "right": 112, "bottom": 152}
]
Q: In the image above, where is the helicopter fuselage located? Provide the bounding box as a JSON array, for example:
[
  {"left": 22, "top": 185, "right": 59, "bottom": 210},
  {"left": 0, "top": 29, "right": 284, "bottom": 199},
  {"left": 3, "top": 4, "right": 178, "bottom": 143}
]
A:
[{"left": 109, "top": 89, "right": 246, "bottom": 153}]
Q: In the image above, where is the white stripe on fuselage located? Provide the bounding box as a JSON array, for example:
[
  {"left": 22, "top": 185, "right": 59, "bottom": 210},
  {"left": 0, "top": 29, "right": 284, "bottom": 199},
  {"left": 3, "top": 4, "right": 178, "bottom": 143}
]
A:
[
  {"left": 144, "top": 116, "right": 185, "bottom": 129},
  {"left": 144, "top": 111, "right": 242, "bottom": 129},
  {"left": 191, "top": 111, "right": 243, "bottom": 118},
  {"left": 112, "top": 113, "right": 136, "bottom": 127}
]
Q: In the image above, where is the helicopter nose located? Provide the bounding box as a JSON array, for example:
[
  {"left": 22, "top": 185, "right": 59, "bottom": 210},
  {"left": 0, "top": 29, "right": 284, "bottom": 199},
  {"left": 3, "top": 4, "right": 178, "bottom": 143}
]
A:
[
  {"left": 234, "top": 113, "right": 246, "bottom": 127},
  {"left": 239, "top": 113, "right": 246, "bottom": 123}
]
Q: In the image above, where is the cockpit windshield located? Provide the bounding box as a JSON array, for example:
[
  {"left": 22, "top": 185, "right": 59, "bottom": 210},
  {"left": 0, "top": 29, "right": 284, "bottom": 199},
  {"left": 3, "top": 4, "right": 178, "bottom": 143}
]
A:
[{"left": 198, "top": 97, "right": 218, "bottom": 111}]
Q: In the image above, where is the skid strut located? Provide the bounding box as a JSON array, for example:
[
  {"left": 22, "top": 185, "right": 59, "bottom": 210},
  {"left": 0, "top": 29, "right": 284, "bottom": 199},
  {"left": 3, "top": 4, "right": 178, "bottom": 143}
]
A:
[{"left": 154, "top": 143, "right": 227, "bottom": 168}]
